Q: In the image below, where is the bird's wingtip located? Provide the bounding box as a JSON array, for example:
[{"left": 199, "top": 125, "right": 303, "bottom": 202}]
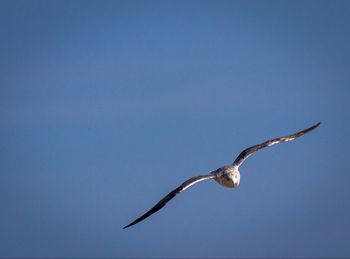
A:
[
  {"left": 307, "top": 122, "right": 321, "bottom": 132},
  {"left": 123, "top": 222, "right": 135, "bottom": 229},
  {"left": 309, "top": 122, "right": 321, "bottom": 128}
]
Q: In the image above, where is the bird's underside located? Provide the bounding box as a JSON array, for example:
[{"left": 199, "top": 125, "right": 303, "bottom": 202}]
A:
[{"left": 123, "top": 122, "right": 321, "bottom": 229}]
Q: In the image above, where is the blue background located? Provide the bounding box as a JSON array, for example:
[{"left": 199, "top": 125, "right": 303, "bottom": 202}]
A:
[{"left": 1, "top": 0, "right": 350, "bottom": 257}]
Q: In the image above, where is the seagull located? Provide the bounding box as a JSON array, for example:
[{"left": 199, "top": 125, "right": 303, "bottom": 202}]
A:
[{"left": 123, "top": 122, "right": 321, "bottom": 229}]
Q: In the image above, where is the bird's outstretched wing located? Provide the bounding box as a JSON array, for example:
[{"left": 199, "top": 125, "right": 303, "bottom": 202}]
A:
[
  {"left": 233, "top": 122, "right": 321, "bottom": 168},
  {"left": 123, "top": 174, "right": 216, "bottom": 229}
]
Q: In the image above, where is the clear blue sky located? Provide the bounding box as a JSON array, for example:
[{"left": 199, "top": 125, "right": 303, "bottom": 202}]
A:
[{"left": 1, "top": 0, "right": 350, "bottom": 257}]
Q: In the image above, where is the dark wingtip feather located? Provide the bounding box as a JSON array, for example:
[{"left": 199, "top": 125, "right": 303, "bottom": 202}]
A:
[
  {"left": 123, "top": 221, "right": 137, "bottom": 229},
  {"left": 123, "top": 218, "right": 142, "bottom": 229},
  {"left": 311, "top": 122, "right": 321, "bottom": 130},
  {"left": 304, "top": 122, "right": 321, "bottom": 132}
]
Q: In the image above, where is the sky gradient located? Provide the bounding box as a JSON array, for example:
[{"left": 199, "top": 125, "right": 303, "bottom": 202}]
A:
[{"left": 1, "top": 0, "right": 350, "bottom": 257}]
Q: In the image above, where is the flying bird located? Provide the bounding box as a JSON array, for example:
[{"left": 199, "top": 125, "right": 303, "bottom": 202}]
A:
[{"left": 123, "top": 122, "right": 321, "bottom": 229}]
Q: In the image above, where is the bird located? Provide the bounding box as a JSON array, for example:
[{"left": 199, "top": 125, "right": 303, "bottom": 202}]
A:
[{"left": 123, "top": 122, "right": 321, "bottom": 229}]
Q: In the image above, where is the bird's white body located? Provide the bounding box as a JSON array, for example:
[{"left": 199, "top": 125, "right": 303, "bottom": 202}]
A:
[{"left": 212, "top": 166, "right": 240, "bottom": 188}]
